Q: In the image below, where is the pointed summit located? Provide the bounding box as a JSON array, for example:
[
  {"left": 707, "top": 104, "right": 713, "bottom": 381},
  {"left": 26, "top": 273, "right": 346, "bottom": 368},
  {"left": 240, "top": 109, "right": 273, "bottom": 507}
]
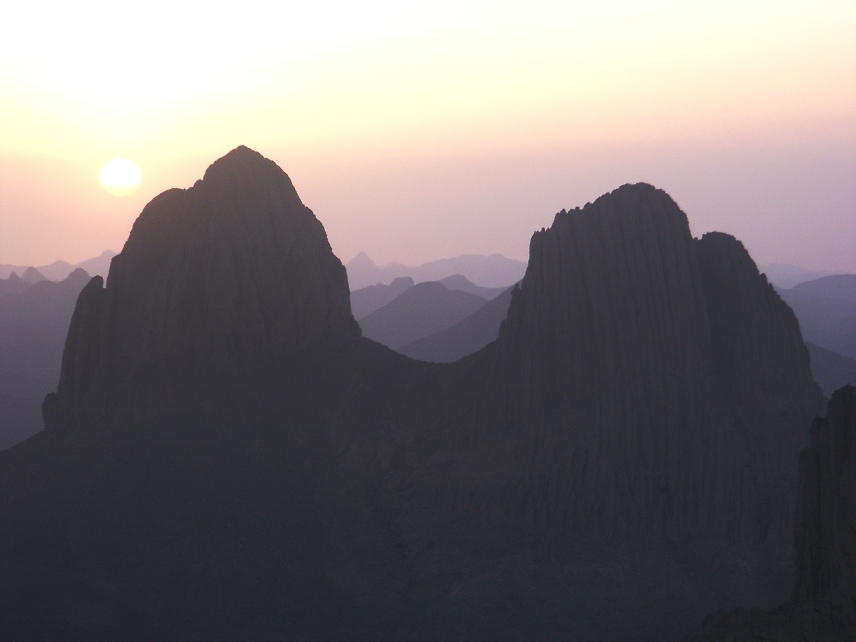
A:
[
  {"left": 45, "top": 147, "right": 359, "bottom": 431},
  {"left": 21, "top": 267, "right": 46, "bottom": 283}
]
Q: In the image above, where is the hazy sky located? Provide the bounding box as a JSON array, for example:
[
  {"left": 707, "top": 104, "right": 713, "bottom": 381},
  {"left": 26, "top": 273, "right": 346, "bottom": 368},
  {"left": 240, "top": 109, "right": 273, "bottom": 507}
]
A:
[{"left": 2, "top": 0, "right": 854, "bottom": 272}]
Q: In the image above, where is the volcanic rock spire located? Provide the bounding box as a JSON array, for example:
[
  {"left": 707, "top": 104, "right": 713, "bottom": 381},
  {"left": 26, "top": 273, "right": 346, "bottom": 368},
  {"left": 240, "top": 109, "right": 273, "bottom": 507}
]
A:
[
  {"left": 476, "top": 183, "right": 823, "bottom": 549},
  {"left": 44, "top": 146, "right": 359, "bottom": 431}
]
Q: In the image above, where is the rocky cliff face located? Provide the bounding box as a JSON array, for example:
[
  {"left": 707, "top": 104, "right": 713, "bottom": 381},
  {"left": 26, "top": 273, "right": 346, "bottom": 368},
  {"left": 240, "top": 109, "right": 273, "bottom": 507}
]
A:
[
  {"left": 794, "top": 385, "right": 856, "bottom": 605},
  {"left": 687, "top": 386, "right": 856, "bottom": 641},
  {"left": 471, "top": 184, "right": 823, "bottom": 551},
  {"left": 7, "top": 161, "right": 831, "bottom": 640},
  {"left": 695, "top": 231, "right": 823, "bottom": 550},
  {"left": 44, "top": 146, "right": 359, "bottom": 431}
]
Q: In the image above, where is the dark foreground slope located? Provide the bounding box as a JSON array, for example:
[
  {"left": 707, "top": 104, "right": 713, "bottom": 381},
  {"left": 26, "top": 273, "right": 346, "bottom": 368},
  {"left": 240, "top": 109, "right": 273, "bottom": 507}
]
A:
[
  {"left": 687, "top": 385, "right": 856, "bottom": 641},
  {"left": 0, "top": 152, "right": 825, "bottom": 640}
]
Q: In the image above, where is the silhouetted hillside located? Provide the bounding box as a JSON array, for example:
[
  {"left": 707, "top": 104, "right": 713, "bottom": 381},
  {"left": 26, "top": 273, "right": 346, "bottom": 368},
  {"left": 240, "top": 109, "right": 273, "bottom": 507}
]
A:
[
  {"left": 761, "top": 263, "right": 832, "bottom": 289},
  {"left": 351, "top": 274, "right": 506, "bottom": 322},
  {"left": 358, "top": 281, "right": 487, "bottom": 349},
  {"left": 806, "top": 342, "right": 856, "bottom": 397},
  {"left": 777, "top": 274, "right": 856, "bottom": 359},
  {"left": 350, "top": 276, "right": 414, "bottom": 319},
  {"left": 0, "top": 273, "right": 33, "bottom": 299},
  {"left": 688, "top": 386, "right": 856, "bottom": 641},
  {"left": 0, "top": 250, "right": 115, "bottom": 281},
  {"left": 0, "top": 151, "right": 830, "bottom": 640},
  {"left": 0, "top": 393, "right": 43, "bottom": 451},
  {"left": 346, "top": 251, "right": 526, "bottom": 289},
  {"left": 21, "top": 267, "right": 46, "bottom": 283},
  {"left": 0, "top": 268, "right": 91, "bottom": 448},
  {"left": 398, "top": 286, "right": 513, "bottom": 362},
  {"left": 436, "top": 274, "right": 508, "bottom": 300}
]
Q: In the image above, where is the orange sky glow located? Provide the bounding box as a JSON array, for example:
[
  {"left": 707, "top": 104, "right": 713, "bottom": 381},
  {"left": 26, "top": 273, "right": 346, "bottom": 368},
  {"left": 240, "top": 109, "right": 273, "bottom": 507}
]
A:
[{"left": 1, "top": 0, "right": 854, "bottom": 272}]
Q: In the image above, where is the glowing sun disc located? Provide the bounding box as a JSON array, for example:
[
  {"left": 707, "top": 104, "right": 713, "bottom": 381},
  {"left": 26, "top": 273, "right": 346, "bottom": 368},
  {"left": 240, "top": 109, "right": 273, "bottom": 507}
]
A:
[{"left": 99, "top": 158, "right": 142, "bottom": 196}]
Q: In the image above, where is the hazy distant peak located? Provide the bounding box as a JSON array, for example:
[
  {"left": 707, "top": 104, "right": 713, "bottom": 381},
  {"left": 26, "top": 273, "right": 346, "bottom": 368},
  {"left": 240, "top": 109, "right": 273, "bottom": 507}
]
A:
[
  {"left": 346, "top": 252, "right": 526, "bottom": 289},
  {"left": 438, "top": 274, "right": 473, "bottom": 289},
  {"left": 792, "top": 273, "right": 856, "bottom": 297},
  {"left": 21, "top": 267, "right": 46, "bottom": 283},
  {"left": 65, "top": 267, "right": 91, "bottom": 284},
  {"left": 349, "top": 251, "right": 377, "bottom": 268}
]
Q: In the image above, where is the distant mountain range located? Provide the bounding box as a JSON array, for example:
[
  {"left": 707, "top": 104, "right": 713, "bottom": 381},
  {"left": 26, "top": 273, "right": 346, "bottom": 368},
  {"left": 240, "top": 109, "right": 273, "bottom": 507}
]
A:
[
  {"left": 0, "top": 249, "right": 115, "bottom": 281},
  {"left": 776, "top": 274, "right": 856, "bottom": 360},
  {"left": 760, "top": 263, "right": 835, "bottom": 289},
  {"left": 397, "top": 285, "right": 514, "bottom": 362},
  {"left": 358, "top": 269, "right": 856, "bottom": 397},
  {"left": 346, "top": 251, "right": 526, "bottom": 290},
  {"left": 0, "top": 268, "right": 91, "bottom": 449},
  {"left": 0, "top": 147, "right": 853, "bottom": 639},
  {"left": 358, "top": 281, "right": 489, "bottom": 348},
  {"left": 350, "top": 273, "right": 509, "bottom": 321}
]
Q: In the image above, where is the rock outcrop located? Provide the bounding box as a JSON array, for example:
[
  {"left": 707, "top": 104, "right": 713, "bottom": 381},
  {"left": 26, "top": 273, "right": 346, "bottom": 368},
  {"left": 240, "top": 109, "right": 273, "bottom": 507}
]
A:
[
  {"left": 794, "top": 384, "right": 856, "bottom": 611},
  {"left": 469, "top": 184, "right": 822, "bottom": 553},
  {"left": 687, "top": 385, "right": 856, "bottom": 641},
  {"left": 0, "top": 159, "right": 830, "bottom": 640},
  {"left": 43, "top": 146, "right": 359, "bottom": 431}
]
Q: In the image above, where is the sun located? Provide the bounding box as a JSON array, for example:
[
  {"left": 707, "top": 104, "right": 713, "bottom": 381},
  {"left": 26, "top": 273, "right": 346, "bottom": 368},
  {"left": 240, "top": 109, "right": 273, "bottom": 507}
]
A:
[{"left": 99, "top": 158, "right": 142, "bottom": 196}]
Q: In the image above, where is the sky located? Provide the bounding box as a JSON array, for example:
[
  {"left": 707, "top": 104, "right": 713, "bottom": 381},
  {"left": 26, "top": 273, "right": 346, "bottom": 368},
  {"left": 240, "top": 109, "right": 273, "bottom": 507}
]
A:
[{"left": 1, "top": 0, "right": 854, "bottom": 273}]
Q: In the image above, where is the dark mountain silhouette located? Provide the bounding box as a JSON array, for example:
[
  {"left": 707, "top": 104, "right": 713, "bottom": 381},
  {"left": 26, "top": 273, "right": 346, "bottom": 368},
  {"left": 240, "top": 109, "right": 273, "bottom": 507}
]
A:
[
  {"left": 0, "top": 272, "right": 34, "bottom": 299},
  {"left": 0, "top": 393, "right": 43, "bottom": 451},
  {"left": 687, "top": 385, "right": 856, "bottom": 641},
  {"left": 793, "top": 274, "right": 856, "bottom": 301},
  {"left": 0, "top": 151, "right": 828, "bottom": 640},
  {"left": 21, "top": 266, "right": 46, "bottom": 283},
  {"left": 476, "top": 193, "right": 820, "bottom": 554},
  {"left": 43, "top": 146, "right": 359, "bottom": 433},
  {"left": 777, "top": 274, "right": 856, "bottom": 359},
  {"left": 346, "top": 250, "right": 526, "bottom": 289},
  {"left": 350, "top": 276, "right": 414, "bottom": 319},
  {"left": 0, "top": 249, "right": 116, "bottom": 281},
  {"left": 350, "top": 274, "right": 506, "bottom": 322},
  {"left": 71, "top": 250, "right": 117, "bottom": 280},
  {"left": 398, "top": 285, "right": 513, "bottom": 362},
  {"left": 0, "top": 268, "right": 91, "bottom": 448},
  {"left": 806, "top": 342, "right": 856, "bottom": 397},
  {"left": 436, "top": 273, "right": 509, "bottom": 300},
  {"left": 357, "top": 281, "right": 487, "bottom": 349}
]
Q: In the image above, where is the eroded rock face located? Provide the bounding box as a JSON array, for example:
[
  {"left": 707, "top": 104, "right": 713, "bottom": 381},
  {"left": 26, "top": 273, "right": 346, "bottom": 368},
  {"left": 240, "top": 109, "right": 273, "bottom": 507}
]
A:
[
  {"left": 695, "top": 231, "right": 823, "bottom": 550},
  {"left": 472, "top": 184, "right": 823, "bottom": 551},
  {"left": 44, "top": 146, "right": 359, "bottom": 430},
  {"left": 794, "top": 385, "right": 856, "bottom": 603},
  {"left": 686, "top": 386, "right": 856, "bottom": 641},
  {"left": 21, "top": 170, "right": 830, "bottom": 640}
]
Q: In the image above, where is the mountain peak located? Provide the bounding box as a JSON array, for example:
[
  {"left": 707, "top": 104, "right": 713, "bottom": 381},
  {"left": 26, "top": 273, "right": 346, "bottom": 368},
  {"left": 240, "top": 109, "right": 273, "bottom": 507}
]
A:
[
  {"left": 46, "top": 147, "right": 358, "bottom": 431},
  {"left": 201, "top": 145, "right": 275, "bottom": 182},
  {"left": 21, "top": 266, "right": 46, "bottom": 283},
  {"left": 348, "top": 251, "right": 376, "bottom": 268}
]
